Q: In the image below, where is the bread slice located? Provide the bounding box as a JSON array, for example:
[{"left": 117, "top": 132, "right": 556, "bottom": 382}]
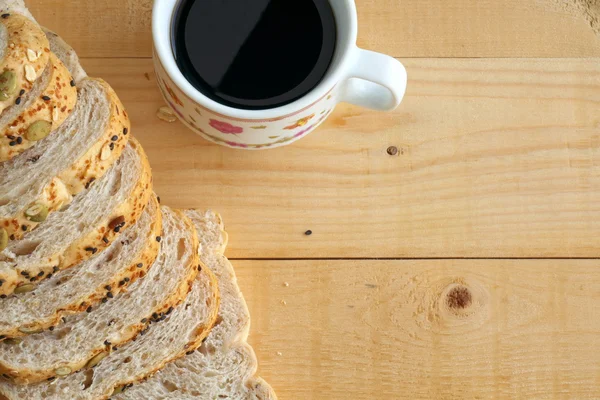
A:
[
  {"left": 0, "top": 52, "right": 76, "bottom": 162},
  {"left": 0, "top": 206, "right": 199, "bottom": 384},
  {"left": 0, "top": 208, "right": 220, "bottom": 399},
  {"left": 0, "top": 13, "right": 49, "bottom": 114},
  {"left": 43, "top": 28, "right": 86, "bottom": 84},
  {"left": 113, "top": 210, "right": 277, "bottom": 400},
  {"left": 0, "top": 195, "right": 161, "bottom": 339},
  {"left": 0, "top": 77, "right": 130, "bottom": 242},
  {"left": 118, "top": 346, "right": 277, "bottom": 400},
  {"left": 0, "top": 139, "right": 152, "bottom": 296}
]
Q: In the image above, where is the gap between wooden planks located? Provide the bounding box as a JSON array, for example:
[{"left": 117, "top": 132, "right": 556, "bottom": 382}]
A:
[
  {"left": 81, "top": 57, "right": 600, "bottom": 259},
  {"left": 27, "top": 0, "right": 600, "bottom": 58},
  {"left": 239, "top": 259, "right": 600, "bottom": 400}
]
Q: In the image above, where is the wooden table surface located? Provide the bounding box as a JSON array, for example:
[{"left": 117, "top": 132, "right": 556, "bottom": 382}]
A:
[{"left": 30, "top": 1, "right": 600, "bottom": 398}]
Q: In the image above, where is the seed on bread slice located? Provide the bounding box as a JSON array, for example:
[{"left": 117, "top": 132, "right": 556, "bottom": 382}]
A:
[
  {"left": 0, "top": 13, "right": 49, "bottom": 114},
  {"left": 0, "top": 206, "right": 200, "bottom": 384},
  {"left": 0, "top": 208, "right": 220, "bottom": 398},
  {"left": 0, "top": 195, "right": 161, "bottom": 339},
  {"left": 0, "top": 78, "right": 130, "bottom": 242},
  {"left": 0, "top": 52, "right": 76, "bottom": 162},
  {"left": 114, "top": 210, "right": 277, "bottom": 400},
  {"left": 0, "top": 139, "right": 152, "bottom": 296}
]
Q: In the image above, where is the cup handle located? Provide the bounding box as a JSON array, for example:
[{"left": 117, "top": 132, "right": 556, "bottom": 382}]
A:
[{"left": 339, "top": 47, "right": 407, "bottom": 111}]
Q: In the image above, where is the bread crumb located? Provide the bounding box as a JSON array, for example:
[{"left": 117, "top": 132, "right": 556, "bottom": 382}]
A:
[
  {"left": 157, "top": 106, "right": 177, "bottom": 123},
  {"left": 283, "top": 282, "right": 289, "bottom": 287},
  {"left": 280, "top": 300, "right": 287, "bottom": 305},
  {"left": 276, "top": 352, "right": 282, "bottom": 356}
]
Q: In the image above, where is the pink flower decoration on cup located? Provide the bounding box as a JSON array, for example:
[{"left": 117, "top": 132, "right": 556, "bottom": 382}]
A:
[
  {"left": 293, "top": 124, "right": 315, "bottom": 138},
  {"left": 226, "top": 141, "right": 248, "bottom": 148},
  {"left": 209, "top": 119, "right": 244, "bottom": 134}
]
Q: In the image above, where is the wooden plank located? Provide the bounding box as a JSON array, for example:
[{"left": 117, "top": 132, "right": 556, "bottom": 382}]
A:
[
  {"left": 81, "top": 57, "right": 600, "bottom": 258},
  {"left": 26, "top": 0, "right": 600, "bottom": 58},
  {"left": 236, "top": 259, "right": 600, "bottom": 400}
]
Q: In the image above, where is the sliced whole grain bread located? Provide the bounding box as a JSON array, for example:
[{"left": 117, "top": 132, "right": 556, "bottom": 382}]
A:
[
  {"left": 0, "top": 52, "right": 76, "bottom": 162},
  {"left": 0, "top": 13, "right": 49, "bottom": 114},
  {"left": 0, "top": 208, "right": 220, "bottom": 399},
  {"left": 0, "top": 195, "right": 161, "bottom": 339},
  {"left": 0, "top": 139, "right": 152, "bottom": 296},
  {"left": 0, "top": 78, "right": 130, "bottom": 242},
  {"left": 0, "top": 206, "right": 199, "bottom": 384},
  {"left": 113, "top": 210, "right": 276, "bottom": 400}
]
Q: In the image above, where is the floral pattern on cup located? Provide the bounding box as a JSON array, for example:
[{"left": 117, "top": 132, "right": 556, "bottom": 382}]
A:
[
  {"left": 284, "top": 114, "right": 315, "bottom": 130},
  {"left": 209, "top": 119, "right": 244, "bottom": 134},
  {"left": 153, "top": 49, "right": 339, "bottom": 149},
  {"left": 164, "top": 82, "right": 184, "bottom": 107}
]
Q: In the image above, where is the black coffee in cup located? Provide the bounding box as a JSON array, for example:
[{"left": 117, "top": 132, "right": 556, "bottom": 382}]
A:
[{"left": 171, "top": 0, "right": 337, "bottom": 110}]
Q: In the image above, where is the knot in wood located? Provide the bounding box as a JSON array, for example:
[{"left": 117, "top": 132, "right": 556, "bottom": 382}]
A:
[{"left": 446, "top": 285, "right": 472, "bottom": 310}]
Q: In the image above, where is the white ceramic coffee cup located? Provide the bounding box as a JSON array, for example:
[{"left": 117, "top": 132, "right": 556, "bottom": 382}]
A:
[{"left": 153, "top": 0, "right": 407, "bottom": 150}]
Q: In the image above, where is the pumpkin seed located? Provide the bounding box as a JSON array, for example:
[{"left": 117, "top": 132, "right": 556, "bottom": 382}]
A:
[
  {"left": 25, "top": 120, "right": 52, "bottom": 141},
  {"left": 18, "top": 326, "right": 41, "bottom": 334},
  {"left": 54, "top": 366, "right": 72, "bottom": 376},
  {"left": 24, "top": 203, "right": 49, "bottom": 222},
  {"left": 85, "top": 351, "right": 108, "bottom": 369},
  {"left": 3, "top": 338, "right": 22, "bottom": 345},
  {"left": 0, "top": 70, "right": 17, "bottom": 100},
  {"left": 156, "top": 106, "right": 177, "bottom": 123},
  {"left": 0, "top": 227, "right": 7, "bottom": 251},
  {"left": 14, "top": 283, "right": 35, "bottom": 294}
]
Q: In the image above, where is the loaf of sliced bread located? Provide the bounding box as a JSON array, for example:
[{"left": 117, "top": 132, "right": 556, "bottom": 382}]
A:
[
  {"left": 0, "top": 77, "right": 130, "bottom": 242},
  {"left": 0, "top": 13, "right": 49, "bottom": 114},
  {"left": 114, "top": 210, "right": 276, "bottom": 400},
  {"left": 0, "top": 3, "right": 275, "bottom": 399},
  {"left": 0, "top": 139, "right": 152, "bottom": 296},
  {"left": 0, "top": 195, "right": 161, "bottom": 339},
  {"left": 0, "top": 206, "right": 199, "bottom": 384},
  {"left": 0, "top": 52, "right": 76, "bottom": 162},
  {"left": 0, "top": 208, "right": 220, "bottom": 399}
]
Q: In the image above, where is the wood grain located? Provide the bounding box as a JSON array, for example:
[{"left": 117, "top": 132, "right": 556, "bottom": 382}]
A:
[
  {"left": 237, "top": 259, "right": 600, "bottom": 400},
  {"left": 81, "top": 57, "right": 600, "bottom": 259},
  {"left": 26, "top": 0, "right": 600, "bottom": 58}
]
